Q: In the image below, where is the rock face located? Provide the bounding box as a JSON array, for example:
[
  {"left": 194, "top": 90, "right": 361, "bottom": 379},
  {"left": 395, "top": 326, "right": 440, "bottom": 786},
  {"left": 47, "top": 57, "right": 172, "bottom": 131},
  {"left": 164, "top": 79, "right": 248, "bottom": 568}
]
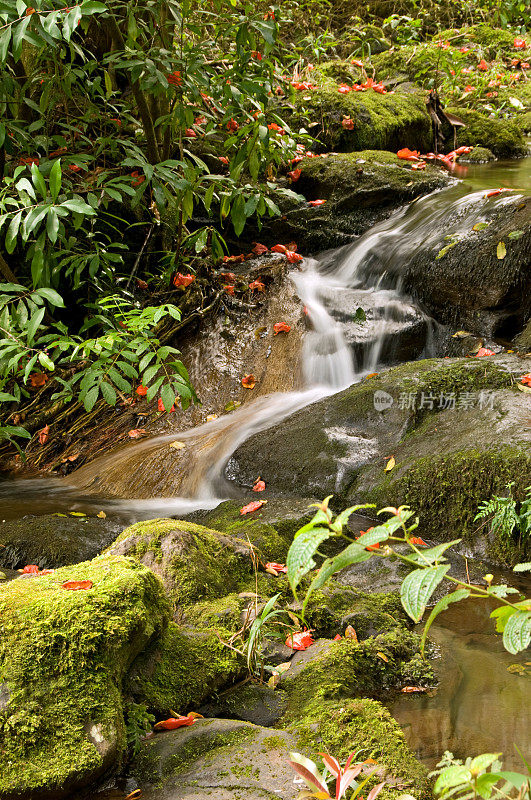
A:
[
  {"left": 133, "top": 718, "right": 299, "bottom": 800},
  {"left": 0, "top": 513, "right": 121, "bottom": 570},
  {"left": 227, "top": 356, "right": 531, "bottom": 563},
  {"left": 391, "top": 195, "right": 531, "bottom": 337},
  {"left": 0, "top": 555, "right": 169, "bottom": 799}
]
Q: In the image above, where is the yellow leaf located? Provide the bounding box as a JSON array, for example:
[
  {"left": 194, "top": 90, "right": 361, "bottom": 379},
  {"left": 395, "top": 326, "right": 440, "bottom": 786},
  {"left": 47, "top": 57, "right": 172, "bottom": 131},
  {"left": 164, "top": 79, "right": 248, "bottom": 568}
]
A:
[
  {"left": 345, "top": 625, "right": 358, "bottom": 641},
  {"left": 517, "top": 383, "right": 531, "bottom": 394},
  {"left": 376, "top": 651, "right": 389, "bottom": 662},
  {"left": 69, "top": 512, "right": 86, "bottom": 517},
  {"left": 97, "top": 511, "right": 107, "bottom": 519},
  {"left": 170, "top": 440, "right": 186, "bottom": 449},
  {"left": 496, "top": 241, "right": 506, "bottom": 260},
  {"left": 452, "top": 330, "right": 473, "bottom": 338},
  {"left": 186, "top": 711, "right": 204, "bottom": 720},
  {"left": 206, "top": 414, "right": 218, "bottom": 422},
  {"left": 384, "top": 456, "right": 396, "bottom": 471}
]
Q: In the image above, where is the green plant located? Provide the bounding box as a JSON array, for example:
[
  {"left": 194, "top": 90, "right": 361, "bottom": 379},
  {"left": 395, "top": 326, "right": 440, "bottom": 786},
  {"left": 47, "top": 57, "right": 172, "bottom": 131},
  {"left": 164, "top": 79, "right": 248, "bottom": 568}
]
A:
[
  {"left": 431, "top": 750, "right": 530, "bottom": 800},
  {"left": 475, "top": 483, "right": 531, "bottom": 549},
  {"left": 242, "top": 593, "right": 291, "bottom": 676},
  {"left": 289, "top": 750, "right": 385, "bottom": 800},
  {"left": 125, "top": 701, "right": 155, "bottom": 757},
  {"left": 285, "top": 498, "right": 531, "bottom": 655}
]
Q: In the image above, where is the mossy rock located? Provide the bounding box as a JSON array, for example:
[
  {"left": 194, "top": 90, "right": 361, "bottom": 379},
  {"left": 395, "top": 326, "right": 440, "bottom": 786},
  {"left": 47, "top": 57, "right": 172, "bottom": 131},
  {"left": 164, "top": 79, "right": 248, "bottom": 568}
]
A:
[
  {"left": 133, "top": 717, "right": 298, "bottom": 799},
  {"left": 0, "top": 513, "right": 122, "bottom": 570},
  {"left": 516, "top": 111, "right": 531, "bottom": 134},
  {"left": 515, "top": 319, "right": 531, "bottom": 352},
  {"left": 289, "top": 64, "right": 433, "bottom": 153},
  {"left": 105, "top": 519, "right": 254, "bottom": 612},
  {"left": 449, "top": 108, "right": 527, "bottom": 159},
  {"left": 461, "top": 146, "right": 495, "bottom": 163},
  {"left": 0, "top": 555, "right": 169, "bottom": 799},
  {"left": 283, "top": 698, "right": 430, "bottom": 800},
  {"left": 126, "top": 621, "right": 244, "bottom": 716}
]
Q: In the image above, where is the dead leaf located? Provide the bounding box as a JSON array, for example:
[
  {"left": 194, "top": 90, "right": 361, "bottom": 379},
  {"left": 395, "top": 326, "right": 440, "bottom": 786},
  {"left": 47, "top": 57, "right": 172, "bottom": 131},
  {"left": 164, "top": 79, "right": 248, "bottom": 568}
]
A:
[
  {"left": 97, "top": 511, "right": 107, "bottom": 519},
  {"left": 169, "top": 441, "right": 186, "bottom": 449},
  {"left": 345, "top": 625, "right": 358, "bottom": 642},
  {"left": 240, "top": 500, "right": 266, "bottom": 515},
  {"left": 38, "top": 424, "right": 50, "bottom": 445},
  {"left": 452, "top": 330, "right": 473, "bottom": 338},
  {"left": 384, "top": 456, "right": 396, "bottom": 471},
  {"left": 376, "top": 652, "right": 389, "bottom": 662},
  {"left": 128, "top": 428, "right": 147, "bottom": 439},
  {"left": 517, "top": 383, "right": 531, "bottom": 394},
  {"left": 206, "top": 414, "right": 218, "bottom": 422},
  {"left": 242, "top": 374, "right": 256, "bottom": 389},
  {"left": 496, "top": 241, "right": 506, "bottom": 260},
  {"left": 400, "top": 686, "right": 428, "bottom": 693},
  {"left": 253, "top": 477, "right": 266, "bottom": 492}
]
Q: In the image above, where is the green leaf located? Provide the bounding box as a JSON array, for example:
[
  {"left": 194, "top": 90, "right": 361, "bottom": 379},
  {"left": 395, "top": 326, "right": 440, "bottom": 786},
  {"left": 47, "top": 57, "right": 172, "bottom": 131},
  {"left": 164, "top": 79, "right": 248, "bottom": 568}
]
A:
[
  {"left": 31, "top": 164, "right": 47, "bottom": 200},
  {"left": 38, "top": 351, "right": 55, "bottom": 371},
  {"left": 83, "top": 384, "right": 99, "bottom": 412},
  {"left": 60, "top": 197, "right": 96, "bottom": 215},
  {"left": 286, "top": 526, "right": 331, "bottom": 596},
  {"left": 12, "top": 15, "right": 31, "bottom": 61},
  {"left": 472, "top": 222, "right": 490, "bottom": 231},
  {"left": 100, "top": 380, "right": 117, "bottom": 406},
  {"left": 403, "top": 539, "right": 461, "bottom": 566},
  {"left": 400, "top": 565, "right": 450, "bottom": 623},
  {"left": 49, "top": 159, "right": 62, "bottom": 203},
  {"left": 502, "top": 609, "right": 531, "bottom": 654},
  {"left": 470, "top": 754, "right": 501, "bottom": 774},
  {"left": 420, "top": 588, "right": 470, "bottom": 653},
  {"left": 5, "top": 211, "right": 22, "bottom": 254},
  {"left": 46, "top": 207, "right": 59, "bottom": 244},
  {"left": 36, "top": 287, "right": 65, "bottom": 307},
  {"left": 513, "top": 562, "right": 531, "bottom": 572},
  {"left": 26, "top": 307, "right": 45, "bottom": 345},
  {"left": 230, "top": 194, "right": 246, "bottom": 237},
  {"left": 160, "top": 383, "right": 176, "bottom": 412},
  {"left": 80, "top": 1, "right": 107, "bottom": 14},
  {"left": 0, "top": 26, "right": 11, "bottom": 63}
]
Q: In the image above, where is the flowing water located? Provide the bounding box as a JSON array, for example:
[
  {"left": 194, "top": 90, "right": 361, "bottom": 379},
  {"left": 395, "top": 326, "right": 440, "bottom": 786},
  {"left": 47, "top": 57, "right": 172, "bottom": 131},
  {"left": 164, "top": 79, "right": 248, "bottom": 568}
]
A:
[{"left": 1, "top": 155, "right": 530, "bottom": 767}]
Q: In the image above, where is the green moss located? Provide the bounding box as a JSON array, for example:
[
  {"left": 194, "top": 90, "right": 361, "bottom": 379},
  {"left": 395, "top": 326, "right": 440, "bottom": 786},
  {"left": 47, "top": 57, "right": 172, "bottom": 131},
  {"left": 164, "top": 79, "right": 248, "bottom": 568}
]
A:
[
  {"left": 126, "top": 621, "right": 244, "bottom": 715},
  {"left": 283, "top": 698, "right": 430, "bottom": 799},
  {"left": 516, "top": 112, "right": 531, "bottom": 134},
  {"left": 303, "top": 585, "right": 407, "bottom": 638},
  {"left": 449, "top": 107, "right": 526, "bottom": 158},
  {"left": 0, "top": 555, "right": 169, "bottom": 795},
  {"left": 461, "top": 146, "right": 495, "bottom": 163},
  {"left": 291, "top": 67, "right": 432, "bottom": 152},
  {"left": 108, "top": 518, "right": 253, "bottom": 609}
]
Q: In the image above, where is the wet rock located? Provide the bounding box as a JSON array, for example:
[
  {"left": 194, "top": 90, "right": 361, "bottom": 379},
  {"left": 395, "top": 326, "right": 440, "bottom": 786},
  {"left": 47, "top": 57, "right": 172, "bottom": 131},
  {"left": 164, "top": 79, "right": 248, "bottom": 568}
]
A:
[
  {"left": 228, "top": 356, "right": 531, "bottom": 563},
  {"left": 515, "top": 319, "right": 531, "bottom": 353},
  {"left": 0, "top": 555, "right": 169, "bottom": 799},
  {"left": 199, "top": 683, "right": 288, "bottom": 727},
  {"left": 0, "top": 513, "right": 122, "bottom": 570},
  {"left": 132, "top": 718, "right": 299, "bottom": 800}
]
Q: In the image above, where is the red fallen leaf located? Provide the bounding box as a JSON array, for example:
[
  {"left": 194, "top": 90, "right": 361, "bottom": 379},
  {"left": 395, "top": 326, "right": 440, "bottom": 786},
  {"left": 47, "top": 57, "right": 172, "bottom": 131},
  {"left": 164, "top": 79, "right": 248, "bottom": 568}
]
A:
[
  {"left": 333, "top": 634, "right": 342, "bottom": 641},
  {"left": 410, "top": 536, "right": 428, "bottom": 546},
  {"left": 514, "top": 38, "right": 527, "bottom": 50},
  {"left": 521, "top": 373, "right": 531, "bottom": 386},
  {"left": 285, "top": 250, "right": 303, "bottom": 264},
  {"left": 38, "top": 424, "right": 50, "bottom": 445},
  {"left": 22, "top": 565, "right": 40, "bottom": 574},
  {"left": 220, "top": 272, "right": 237, "bottom": 282},
  {"left": 241, "top": 374, "right": 256, "bottom": 389},
  {"left": 411, "top": 161, "right": 427, "bottom": 170},
  {"left": 130, "top": 170, "right": 145, "bottom": 186},
  {"left": 227, "top": 118, "right": 239, "bottom": 132},
  {"left": 223, "top": 254, "right": 245, "bottom": 264},
  {"left": 136, "top": 278, "right": 149, "bottom": 290},
  {"left": 337, "top": 83, "right": 351, "bottom": 93},
  {"left": 401, "top": 686, "right": 428, "bottom": 693},
  {"left": 463, "top": 84, "right": 475, "bottom": 92},
  {"left": 223, "top": 285, "right": 235, "bottom": 295},
  {"left": 268, "top": 122, "right": 285, "bottom": 134},
  {"left": 240, "top": 499, "right": 265, "bottom": 515},
  {"left": 273, "top": 322, "right": 291, "bottom": 335},
  {"left": 128, "top": 428, "right": 147, "bottom": 439},
  {"left": 485, "top": 91, "right": 498, "bottom": 98},
  {"left": 154, "top": 715, "right": 196, "bottom": 731},
  {"left": 173, "top": 273, "right": 195, "bottom": 288},
  {"left": 158, "top": 398, "right": 176, "bottom": 412},
  {"left": 308, "top": 199, "right": 326, "bottom": 206},
  {"left": 286, "top": 630, "right": 314, "bottom": 650},
  {"left": 351, "top": 59, "right": 364, "bottom": 67},
  {"left": 184, "top": 128, "right": 196, "bottom": 138},
  {"left": 271, "top": 244, "right": 288, "bottom": 253},
  {"left": 40, "top": 569, "right": 54, "bottom": 575},
  {"left": 249, "top": 280, "right": 265, "bottom": 292},
  {"left": 484, "top": 187, "right": 514, "bottom": 198},
  {"left": 372, "top": 81, "right": 387, "bottom": 94},
  {"left": 219, "top": 156, "right": 229, "bottom": 165},
  {"left": 397, "top": 148, "right": 420, "bottom": 161},
  {"left": 251, "top": 51, "right": 262, "bottom": 61},
  {"left": 475, "top": 347, "right": 496, "bottom": 357},
  {"left": 253, "top": 477, "right": 266, "bottom": 492},
  {"left": 478, "top": 59, "right": 489, "bottom": 71},
  {"left": 286, "top": 241, "right": 298, "bottom": 251},
  {"left": 136, "top": 385, "right": 148, "bottom": 397},
  {"left": 29, "top": 372, "right": 48, "bottom": 388},
  {"left": 61, "top": 580, "right": 93, "bottom": 591},
  {"left": 265, "top": 561, "right": 287, "bottom": 573},
  {"left": 252, "top": 243, "right": 269, "bottom": 255},
  {"left": 288, "top": 168, "right": 301, "bottom": 182},
  {"left": 455, "top": 146, "right": 473, "bottom": 155},
  {"left": 342, "top": 116, "right": 355, "bottom": 130}
]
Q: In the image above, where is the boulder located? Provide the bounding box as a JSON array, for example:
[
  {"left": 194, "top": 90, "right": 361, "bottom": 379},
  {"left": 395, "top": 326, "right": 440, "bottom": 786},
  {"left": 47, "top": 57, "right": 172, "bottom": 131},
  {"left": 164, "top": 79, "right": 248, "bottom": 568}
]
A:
[
  {"left": 132, "top": 718, "right": 299, "bottom": 800},
  {"left": 227, "top": 356, "right": 531, "bottom": 563},
  {"left": 0, "top": 513, "right": 121, "bottom": 570},
  {"left": 0, "top": 555, "right": 169, "bottom": 799}
]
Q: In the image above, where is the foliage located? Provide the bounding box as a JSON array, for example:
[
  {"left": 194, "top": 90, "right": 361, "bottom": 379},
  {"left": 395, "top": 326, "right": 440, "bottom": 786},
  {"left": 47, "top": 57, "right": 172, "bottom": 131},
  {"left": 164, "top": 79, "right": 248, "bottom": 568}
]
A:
[
  {"left": 475, "top": 483, "right": 531, "bottom": 549},
  {"left": 125, "top": 701, "right": 155, "bottom": 758},
  {"left": 430, "top": 750, "right": 530, "bottom": 800},
  {"left": 289, "top": 750, "right": 385, "bottom": 800},
  {"left": 285, "top": 497, "right": 531, "bottom": 655}
]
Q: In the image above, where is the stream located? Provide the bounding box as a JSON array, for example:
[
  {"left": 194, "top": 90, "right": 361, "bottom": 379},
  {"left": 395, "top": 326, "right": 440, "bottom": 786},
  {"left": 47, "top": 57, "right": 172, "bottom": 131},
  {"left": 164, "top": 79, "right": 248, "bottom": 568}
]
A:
[{"left": 1, "top": 156, "right": 530, "bottom": 771}]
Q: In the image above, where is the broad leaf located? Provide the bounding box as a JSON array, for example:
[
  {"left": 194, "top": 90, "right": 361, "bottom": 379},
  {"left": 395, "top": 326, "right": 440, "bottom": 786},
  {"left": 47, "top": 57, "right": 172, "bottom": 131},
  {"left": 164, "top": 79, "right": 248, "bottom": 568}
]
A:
[
  {"left": 401, "top": 565, "right": 450, "bottom": 622},
  {"left": 287, "top": 527, "right": 331, "bottom": 596}
]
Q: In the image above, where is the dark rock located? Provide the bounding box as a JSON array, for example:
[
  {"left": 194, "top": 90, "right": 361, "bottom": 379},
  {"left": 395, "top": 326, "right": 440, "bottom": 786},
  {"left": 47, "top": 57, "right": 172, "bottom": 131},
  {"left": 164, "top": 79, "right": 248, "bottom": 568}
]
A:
[{"left": 199, "top": 683, "right": 288, "bottom": 727}]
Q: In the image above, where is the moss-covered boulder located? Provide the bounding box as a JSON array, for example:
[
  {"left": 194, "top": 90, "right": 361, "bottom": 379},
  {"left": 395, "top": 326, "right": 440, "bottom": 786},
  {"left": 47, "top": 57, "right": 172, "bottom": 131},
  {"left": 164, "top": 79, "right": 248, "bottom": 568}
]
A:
[
  {"left": 449, "top": 108, "right": 527, "bottom": 159},
  {"left": 0, "top": 555, "right": 169, "bottom": 799},
  {"left": 133, "top": 717, "right": 298, "bottom": 800},
  {"left": 0, "top": 513, "right": 121, "bottom": 570},
  {"left": 290, "top": 63, "right": 433, "bottom": 153},
  {"left": 228, "top": 356, "right": 531, "bottom": 562},
  {"left": 105, "top": 519, "right": 254, "bottom": 612},
  {"left": 268, "top": 150, "right": 449, "bottom": 251}
]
